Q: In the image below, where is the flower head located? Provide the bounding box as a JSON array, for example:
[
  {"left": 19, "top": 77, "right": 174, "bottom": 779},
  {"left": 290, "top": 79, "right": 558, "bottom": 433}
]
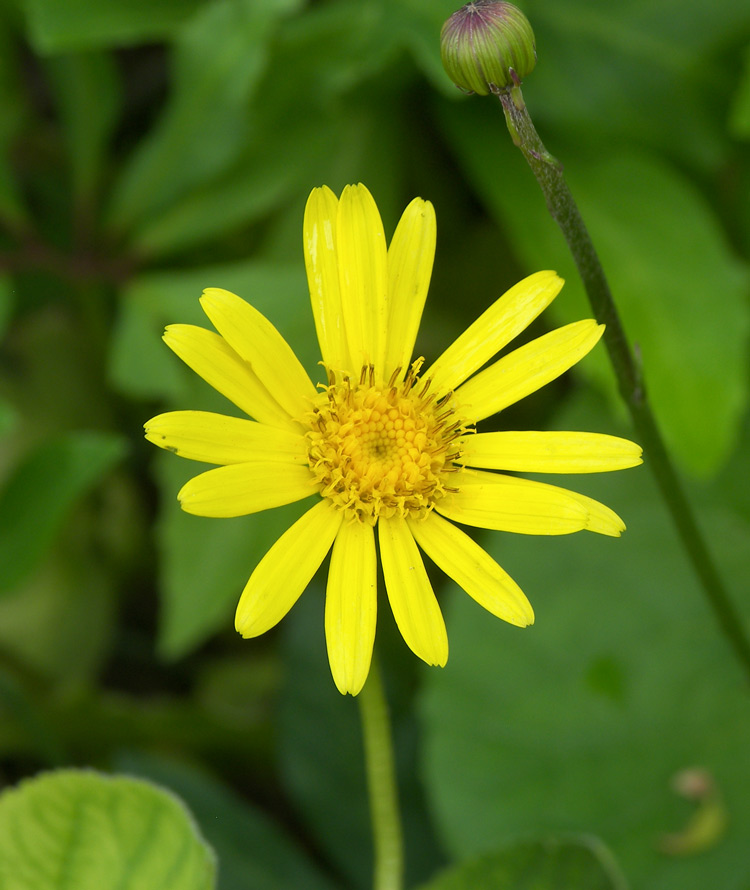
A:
[{"left": 145, "top": 184, "right": 641, "bottom": 695}]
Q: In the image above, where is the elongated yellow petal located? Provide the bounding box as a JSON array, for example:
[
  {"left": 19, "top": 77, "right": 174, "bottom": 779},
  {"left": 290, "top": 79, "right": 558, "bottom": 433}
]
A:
[
  {"left": 336, "top": 184, "right": 388, "bottom": 374},
  {"left": 178, "top": 462, "right": 316, "bottom": 517},
  {"left": 163, "top": 324, "right": 294, "bottom": 429},
  {"left": 304, "top": 186, "right": 351, "bottom": 373},
  {"left": 200, "top": 288, "right": 317, "bottom": 420},
  {"left": 378, "top": 515, "right": 448, "bottom": 666},
  {"left": 325, "top": 520, "right": 377, "bottom": 695},
  {"left": 564, "top": 489, "right": 626, "bottom": 536},
  {"left": 454, "top": 319, "right": 604, "bottom": 422},
  {"left": 383, "top": 197, "right": 436, "bottom": 380},
  {"left": 460, "top": 430, "right": 643, "bottom": 474},
  {"left": 436, "top": 468, "right": 589, "bottom": 534},
  {"left": 236, "top": 500, "right": 342, "bottom": 638},
  {"left": 423, "top": 271, "right": 563, "bottom": 395},
  {"left": 144, "top": 411, "right": 308, "bottom": 466},
  {"left": 409, "top": 512, "right": 533, "bottom": 627}
]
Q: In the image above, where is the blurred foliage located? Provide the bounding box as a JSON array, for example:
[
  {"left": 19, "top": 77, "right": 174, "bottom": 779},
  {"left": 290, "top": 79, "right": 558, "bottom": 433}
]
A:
[{"left": 0, "top": 0, "right": 749, "bottom": 886}]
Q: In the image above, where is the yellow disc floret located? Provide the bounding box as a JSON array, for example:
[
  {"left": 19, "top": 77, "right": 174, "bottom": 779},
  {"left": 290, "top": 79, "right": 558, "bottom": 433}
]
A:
[{"left": 305, "top": 362, "right": 468, "bottom": 524}]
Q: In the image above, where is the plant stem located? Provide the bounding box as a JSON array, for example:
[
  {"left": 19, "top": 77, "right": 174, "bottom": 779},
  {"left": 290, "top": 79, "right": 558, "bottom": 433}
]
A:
[
  {"left": 496, "top": 84, "right": 750, "bottom": 682},
  {"left": 358, "top": 658, "right": 403, "bottom": 890}
]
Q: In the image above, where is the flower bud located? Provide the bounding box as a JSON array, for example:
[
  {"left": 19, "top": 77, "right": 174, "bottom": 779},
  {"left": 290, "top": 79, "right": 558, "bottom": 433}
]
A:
[{"left": 440, "top": 1, "right": 536, "bottom": 96}]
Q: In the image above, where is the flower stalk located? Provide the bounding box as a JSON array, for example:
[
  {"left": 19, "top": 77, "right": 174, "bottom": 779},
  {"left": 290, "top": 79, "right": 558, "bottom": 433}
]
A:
[
  {"left": 358, "top": 658, "right": 403, "bottom": 890},
  {"left": 495, "top": 84, "right": 750, "bottom": 681}
]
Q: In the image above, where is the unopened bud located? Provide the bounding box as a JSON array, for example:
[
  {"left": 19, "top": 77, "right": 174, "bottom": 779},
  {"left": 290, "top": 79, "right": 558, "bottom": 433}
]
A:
[{"left": 440, "top": 1, "right": 536, "bottom": 96}]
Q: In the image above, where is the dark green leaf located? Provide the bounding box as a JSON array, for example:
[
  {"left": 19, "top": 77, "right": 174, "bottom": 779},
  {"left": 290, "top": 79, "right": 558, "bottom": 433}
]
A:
[
  {"left": 0, "top": 431, "right": 127, "bottom": 594},
  {"left": 418, "top": 835, "right": 627, "bottom": 890},
  {"left": 0, "top": 769, "right": 216, "bottom": 889}
]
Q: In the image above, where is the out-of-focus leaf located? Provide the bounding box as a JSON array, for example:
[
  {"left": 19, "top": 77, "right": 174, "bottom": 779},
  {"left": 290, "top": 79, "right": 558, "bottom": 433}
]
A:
[
  {"left": 22, "top": 0, "right": 205, "bottom": 53},
  {"left": 729, "top": 44, "right": 750, "bottom": 138},
  {"left": 0, "top": 770, "right": 216, "bottom": 890},
  {"left": 439, "top": 99, "right": 750, "bottom": 475},
  {"left": 422, "top": 392, "right": 750, "bottom": 890},
  {"left": 0, "top": 16, "right": 29, "bottom": 229},
  {"left": 116, "top": 751, "right": 340, "bottom": 890},
  {"left": 156, "top": 453, "right": 314, "bottom": 659},
  {"left": 106, "top": 0, "right": 301, "bottom": 235},
  {"left": 418, "top": 836, "right": 628, "bottom": 890},
  {"left": 44, "top": 50, "right": 121, "bottom": 201},
  {"left": 0, "top": 430, "right": 126, "bottom": 594},
  {"left": 110, "top": 259, "right": 316, "bottom": 402}
]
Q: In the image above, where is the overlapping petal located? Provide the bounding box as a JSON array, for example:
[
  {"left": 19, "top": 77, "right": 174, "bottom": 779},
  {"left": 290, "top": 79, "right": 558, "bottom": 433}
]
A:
[
  {"left": 145, "top": 411, "right": 308, "bottom": 465},
  {"left": 459, "top": 430, "right": 643, "bottom": 474},
  {"left": 435, "top": 468, "right": 590, "bottom": 535},
  {"left": 453, "top": 319, "right": 604, "bottom": 422},
  {"left": 383, "top": 197, "right": 436, "bottom": 380},
  {"left": 178, "top": 461, "right": 316, "bottom": 517},
  {"left": 378, "top": 515, "right": 448, "bottom": 666},
  {"left": 424, "top": 270, "right": 563, "bottom": 394},
  {"left": 325, "top": 520, "right": 377, "bottom": 695},
  {"left": 304, "top": 186, "right": 351, "bottom": 373},
  {"left": 408, "top": 512, "right": 533, "bottom": 627},
  {"left": 163, "top": 324, "right": 294, "bottom": 429},
  {"left": 200, "top": 288, "right": 317, "bottom": 420},
  {"left": 236, "top": 501, "right": 342, "bottom": 638},
  {"left": 336, "top": 184, "right": 388, "bottom": 373}
]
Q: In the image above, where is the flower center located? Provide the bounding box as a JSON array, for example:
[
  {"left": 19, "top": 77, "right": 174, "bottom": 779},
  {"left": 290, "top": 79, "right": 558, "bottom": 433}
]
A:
[{"left": 305, "top": 363, "right": 467, "bottom": 524}]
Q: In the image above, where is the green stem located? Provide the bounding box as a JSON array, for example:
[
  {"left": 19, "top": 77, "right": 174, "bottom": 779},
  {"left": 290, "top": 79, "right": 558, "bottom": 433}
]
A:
[
  {"left": 496, "top": 85, "right": 750, "bottom": 682},
  {"left": 358, "top": 658, "right": 403, "bottom": 890}
]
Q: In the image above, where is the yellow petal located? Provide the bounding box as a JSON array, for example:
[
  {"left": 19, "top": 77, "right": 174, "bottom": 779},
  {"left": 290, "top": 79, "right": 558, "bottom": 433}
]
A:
[
  {"left": 145, "top": 411, "right": 308, "bottom": 465},
  {"left": 454, "top": 319, "right": 604, "bottom": 422},
  {"left": 460, "top": 430, "right": 643, "bottom": 474},
  {"left": 325, "top": 520, "right": 377, "bottom": 695},
  {"left": 164, "top": 324, "right": 294, "bottom": 429},
  {"left": 336, "top": 184, "right": 388, "bottom": 374},
  {"left": 178, "top": 462, "right": 316, "bottom": 517},
  {"left": 564, "top": 489, "right": 626, "bottom": 537},
  {"left": 378, "top": 515, "right": 448, "bottom": 667},
  {"left": 236, "top": 500, "right": 342, "bottom": 638},
  {"left": 408, "top": 512, "right": 533, "bottom": 627},
  {"left": 383, "top": 197, "right": 436, "bottom": 380},
  {"left": 304, "top": 186, "right": 351, "bottom": 373},
  {"left": 436, "top": 468, "right": 589, "bottom": 535},
  {"left": 423, "top": 271, "right": 563, "bottom": 395},
  {"left": 200, "top": 288, "right": 317, "bottom": 420}
]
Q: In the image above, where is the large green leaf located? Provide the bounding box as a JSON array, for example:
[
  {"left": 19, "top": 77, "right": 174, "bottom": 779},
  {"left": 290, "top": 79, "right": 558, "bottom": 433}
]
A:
[
  {"left": 22, "top": 0, "right": 204, "bottom": 52},
  {"left": 0, "top": 770, "right": 215, "bottom": 890},
  {"left": 418, "top": 836, "right": 627, "bottom": 890},
  {"left": 438, "top": 98, "right": 750, "bottom": 476},
  {"left": 421, "top": 392, "right": 750, "bottom": 890},
  {"left": 106, "top": 0, "right": 301, "bottom": 235},
  {"left": 44, "top": 50, "right": 121, "bottom": 202},
  {"left": 0, "top": 430, "right": 126, "bottom": 594},
  {"left": 115, "top": 752, "right": 340, "bottom": 890}
]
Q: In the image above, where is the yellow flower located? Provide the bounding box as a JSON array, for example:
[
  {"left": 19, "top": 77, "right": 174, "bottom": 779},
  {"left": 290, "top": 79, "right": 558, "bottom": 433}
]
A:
[{"left": 145, "top": 184, "right": 641, "bottom": 695}]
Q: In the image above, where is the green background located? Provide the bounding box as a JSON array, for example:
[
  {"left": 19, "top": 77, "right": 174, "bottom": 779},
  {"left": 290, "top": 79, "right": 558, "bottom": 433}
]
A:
[{"left": 1, "top": 0, "right": 749, "bottom": 886}]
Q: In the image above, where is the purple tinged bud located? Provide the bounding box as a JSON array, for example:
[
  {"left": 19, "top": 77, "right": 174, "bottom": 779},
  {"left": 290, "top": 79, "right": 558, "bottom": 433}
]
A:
[{"left": 440, "top": 1, "right": 536, "bottom": 96}]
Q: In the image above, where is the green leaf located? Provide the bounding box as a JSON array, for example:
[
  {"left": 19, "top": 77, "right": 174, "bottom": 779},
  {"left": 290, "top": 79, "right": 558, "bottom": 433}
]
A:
[
  {"left": 44, "top": 50, "right": 121, "bottom": 201},
  {"left": 417, "top": 836, "right": 627, "bottom": 890},
  {"left": 106, "top": 0, "right": 301, "bottom": 235},
  {"left": 729, "top": 43, "right": 750, "bottom": 139},
  {"left": 439, "top": 99, "right": 750, "bottom": 475},
  {"left": 22, "top": 0, "right": 205, "bottom": 53},
  {"left": 0, "top": 431, "right": 127, "bottom": 594},
  {"left": 115, "top": 752, "right": 340, "bottom": 890},
  {"left": 421, "top": 392, "right": 750, "bottom": 889},
  {"left": 0, "top": 16, "right": 30, "bottom": 229},
  {"left": 0, "top": 770, "right": 216, "bottom": 890}
]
